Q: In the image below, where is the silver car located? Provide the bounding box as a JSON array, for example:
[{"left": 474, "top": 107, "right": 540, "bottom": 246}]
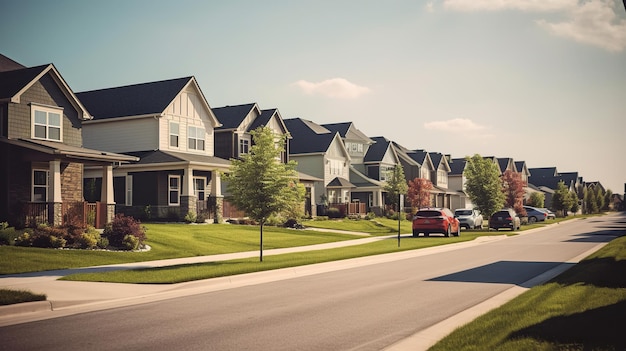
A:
[{"left": 454, "top": 208, "right": 483, "bottom": 230}]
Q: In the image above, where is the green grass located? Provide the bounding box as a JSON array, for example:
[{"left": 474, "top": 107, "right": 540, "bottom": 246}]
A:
[
  {"left": 0, "top": 223, "right": 357, "bottom": 275},
  {"left": 60, "top": 233, "right": 490, "bottom": 283},
  {"left": 0, "top": 289, "right": 46, "bottom": 305},
  {"left": 302, "top": 217, "right": 413, "bottom": 235},
  {"left": 429, "top": 234, "right": 626, "bottom": 351}
]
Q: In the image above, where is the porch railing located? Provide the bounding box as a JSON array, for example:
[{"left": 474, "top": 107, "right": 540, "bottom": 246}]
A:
[
  {"left": 21, "top": 202, "right": 104, "bottom": 228},
  {"left": 329, "top": 202, "right": 367, "bottom": 216}
]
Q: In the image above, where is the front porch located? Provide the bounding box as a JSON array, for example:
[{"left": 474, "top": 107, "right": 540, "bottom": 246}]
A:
[{"left": 21, "top": 201, "right": 112, "bottom": 229}]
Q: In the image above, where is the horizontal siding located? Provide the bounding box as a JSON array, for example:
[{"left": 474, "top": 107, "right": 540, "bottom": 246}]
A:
[{"left": 83, "top": 118, "right": 158, "bottom": 152}]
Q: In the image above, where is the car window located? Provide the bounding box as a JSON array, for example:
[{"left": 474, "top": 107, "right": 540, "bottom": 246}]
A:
[{"left": 416, "top": 210, "right": 441, "bottom": 217}]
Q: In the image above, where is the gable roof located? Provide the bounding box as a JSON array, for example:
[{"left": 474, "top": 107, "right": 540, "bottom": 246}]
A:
[
  {"left": 251, "top": 108, "right": 290, "bottom": 136},
  {"left": 0, "top": 53, "right": 26, "bottom": 72},
  {"left": 327, "top": 176, "right": 355, "bottom": 188},
  {"left": 529, "top": 167, "right": 558, "bottom": 178},
  {"left": 497, "top": 158, "right": 514, "bottom": 173},
  {"left": 449, "top": 158, "right": 467, "bottom": 175},
  {"left": 0, "top": 63, "right": 91, "bottom": 120},
  {"left": 213, "top": 103, "right": 258, "bottom": 130},
  {"left": 123, "top": 149, "right": 230, "bottom": 169},
  {"left": 284, "top": 118, "right": 339, "bottom": 154},
  {"left": 77, "top": 76, "right": 219, "bottom": 126},
  {"left": 322, "top": 122, "right": 373, "bottom": 144},
  {"left": 364, "top": 136, "right": 396, "bottom": 163},
  {"left": 429, "top": 152, "right": 451, "bottom": 172},
  {"left": 1, "top": 137, "right": 138, "bottom": 163}
]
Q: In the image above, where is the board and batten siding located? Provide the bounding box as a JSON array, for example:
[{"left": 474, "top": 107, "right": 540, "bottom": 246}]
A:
[
  {"left": 161, "top": 86, "right": 215, "bottom": 156},
  {"left": 83, "top": 117, "right": 158, "bottom": 153}
]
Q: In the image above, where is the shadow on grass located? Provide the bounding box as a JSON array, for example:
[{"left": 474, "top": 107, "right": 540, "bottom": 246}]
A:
[{"left": 508, "top": 300, "right": 626, "bottom": 350}]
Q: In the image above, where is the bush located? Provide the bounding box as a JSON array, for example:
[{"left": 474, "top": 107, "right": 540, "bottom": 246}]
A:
[
  {"left": 122, "top": 234, "right": 139, "bottom": 251},
  {"left": 326, "top": 207, "right": 343, "bottom": 219},
  {"left": 0, "top": 226, "right": 20, "bottom": 246},
  {"left": 103, "top": 214, "right": 146, "bottom": 249},
  {"left": 184, "top": 211, "right": 197, "bottom": 224},
  {"left": 364, "top": 212, "right": 376, "bottom": 220},
  {"left": 196, "top": 211, "right": 209, "bottom": 223}
]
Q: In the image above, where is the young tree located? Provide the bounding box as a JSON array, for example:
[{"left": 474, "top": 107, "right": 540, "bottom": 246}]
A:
[
  {"left": 384, "top": 164, "right": 408, "bottom": 212},
  {"left": 596, "top": 186, "right": 605, "bottom": 212},
  {"left": 585, "top": 186, "right": 598, "bottom": 214},
  {"left": 464, "top": 154, "right": 504, "bottom": 218},
  {"left": 552, "top": 181, "right": 575, "bottom": 216},
  {"left": 501, "top": 170, "right": 526, "bottom": 216},
  {"left": 527, "top": 192, "right": 545, "bottom": 208},
  {"left": 569, "top": 191, "right": 580, "bottom": 214},
  {"left": 603, "top": 189, "right": 613, "bottom": 211},
  {"left": 407, "top": 178, "right": 433, "bottom": 210},
  {"left": 225, "top": 127, "right": 305, "bottom": 261}
]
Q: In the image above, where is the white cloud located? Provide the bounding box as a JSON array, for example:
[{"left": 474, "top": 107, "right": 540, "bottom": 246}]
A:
[
  {"left": 537, "top": 0, "right": 626, "bottom": 52},
  {"left": 423, "top": 118, "right": 487, "bottom": 132},
  {"left": 443, "top": 0, "right": 626, "bottom": 52},
  {"left": 292, "top": 78, "right": 371, "bottom": 99},
  {"left": 443, "top": 0, "right": 577, "bottom": 12},
  {"left": 425, "top": 2, "right": 435, "bottom": 13}
]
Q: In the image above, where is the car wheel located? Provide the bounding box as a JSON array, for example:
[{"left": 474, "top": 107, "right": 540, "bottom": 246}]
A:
[
  {"left": 413, "top": 229, "right": 419, "bottom": 237},
  {"left": 454, "top": 225, "right": 460, "bottom": 237},
  {"left": 424, "top": 232, "right": 430, "bottom": 237},
  {"left": 444, "top": 225, "right": 451, "bottom": 237},
  {"left": 529, "top": 216, "right": 537, "bottom": 224}
]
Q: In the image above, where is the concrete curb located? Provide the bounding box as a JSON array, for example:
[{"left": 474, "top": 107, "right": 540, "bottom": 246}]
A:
[{"left": 0, "top": 300, "right": 52, "bottom": 316}]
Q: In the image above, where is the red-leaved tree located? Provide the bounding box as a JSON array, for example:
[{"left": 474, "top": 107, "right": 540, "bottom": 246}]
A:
[
  {"left": 501, "top": 170, "right": 526, "bottom": 216},
  {"left": 407, "top": 178, "right": 433, "bottom": 211}
]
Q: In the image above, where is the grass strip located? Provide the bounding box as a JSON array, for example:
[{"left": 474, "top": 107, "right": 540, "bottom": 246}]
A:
[{"left": 0, "top": 289, "right": 47, "bottom": 305}]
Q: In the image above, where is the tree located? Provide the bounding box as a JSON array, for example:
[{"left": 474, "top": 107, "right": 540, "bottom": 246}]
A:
[
  {"left": 603, "top": 189, "right": 613, "bottom": 211},
  {"left": 552, "top": 181, "right": 575, "bottom": 216},
  {"left": 224, "top": 127, "right": 305, "bottom": 261},
  {"left": 384, "top": 164, "right": 408, "bottom": 212},
  {"left": 527, "top": 192, "right": 545, "bottom": 208},
  {"left": 464, "top": 154, "right": 504, "bottom": 218},
  {"left": 596, "top": 187, "right": 605, "bottom": 212},
  {"left": 407, "top": 178, "right": 433, "bottom": 210},
  {"left": 569, "top": 191, "right": 580, "bottom": 214},
  {"left": 585, "top": 187, "right": 598, "bottom": 214},
  {"left": 501, "top": 170, "right": 526, "bottom": 216}
]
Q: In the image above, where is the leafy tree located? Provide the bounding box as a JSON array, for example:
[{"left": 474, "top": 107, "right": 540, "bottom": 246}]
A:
[
  {"left": 501, "top": 170, "right": 526, "bottom": 216},
  {"left": 569, "top": 191, "right": 580, "bottom": 214},
  {"left": 225, "top": 127, "right": 305, "bottom": 261},
  {"left": 596, "top": 187, "right": 605, "bottom": 212},
  {"left": 407, "top": 178, "right": 433, "bottom": 210},
  {"left": 552, "top": 181, "right": 575, "bottom": 216},
  {"left": 527, "top": 192, "right": 545, "bottom": 208},
  {"left": 464, "top": 154, "right": 504, "bottom": 218},
  {"left": 384, "top": 164, "right": 408, "bottom": 212},
  {"left": 584, "top": 186, "right": 598, "bottom": 214},
  {"left": 603, "top": 189, "right": 613, "bottom": 211}
]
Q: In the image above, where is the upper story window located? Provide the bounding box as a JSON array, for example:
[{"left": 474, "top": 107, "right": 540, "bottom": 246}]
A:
[
  {"left": 345, "top": 142, "right": 363, "bottom": 155},
  {"left": 188, "top": 126, "right": 205, "bottom": 151},
  {"left": 437, "top": 169, "right": 447, "bottom": 184},
  {"left": 32, "top": 105, "right": 62, "bottom": 141},
  {"left": 380, "top": 166, "right": 394, "bottom": 181},
  {"left": 169, "top": 122, "right": 179, "bottom": 148},
  {"left": 329, "top": 159, "right": 343, "bottom": 176},
  {"left": 239, "top": 139, "right": 249, "bottom": 155}
]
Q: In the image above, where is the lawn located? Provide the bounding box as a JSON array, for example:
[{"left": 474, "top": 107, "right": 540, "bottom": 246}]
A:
[
  {"left": 302, "top": 217, "right": 413, "bottom": 235},
  {"left": 0, "top": 223, "right": 357, "bottom": 275}
]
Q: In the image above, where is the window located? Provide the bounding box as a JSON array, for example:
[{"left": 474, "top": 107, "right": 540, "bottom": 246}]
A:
[
  {"left": 329, "top": 160, "right": 343, "bottom": 175},
  {"left": 169, "top": 122, "right": 179, "bottom": 148},
  {"left": 32, "top": 169, "right": 49, "bottom": 202},
  {"left": 125, "top": 175, "right": 133, "bottom": 206},
  {"left": 194, "top": 177, "right": 206, "bottom": 201},
  {"left": 32, "top": 106, "right": 62, "bottom": 141},
  {"left": 188, "top": 126, "right": 205, "bottom": 151},
  {"left": 239, "top": 139, "right": 249, "bottom": 155},
  {"left": 380, "top": 166, "right": 393, "bottom": 181},
  {"left": 168, "top": 175, "right": 180, "bottom": 206}
]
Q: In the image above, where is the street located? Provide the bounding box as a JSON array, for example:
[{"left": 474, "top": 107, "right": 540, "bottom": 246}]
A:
[{"left": 1, "top": 214, "right": 623, "bottom": 351}]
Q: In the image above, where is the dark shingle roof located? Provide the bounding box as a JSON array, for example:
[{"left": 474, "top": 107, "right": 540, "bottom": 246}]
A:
[
  {"left": 76, "top": 77, "right": 193, "bottom": 120},
  {"left": 449, "top": 158, "right": 467, "bottom": 175},
  {"left": 250, "top": 108, "right": 274, "bottom": 131},
  {"left": 0, "top": 64, "right": 48, "bottom": 100},
  {"left": 515, "top": 161, "right": 526, "bottom": 173},
  {"left": 284, "top": 118, "right": 335, "bottom": 154},
  {"left": 0, "top": 53, "right": 26, "bottom": 72},
  {"left": 407, "top": 149, "right": 428, "bottom": 165},
  {"left": 327, "top": 177, "right": 355, "bottom": 188},
  {"left": 364, "top": 136, "right": 391, "bottom": 162},
  {"left": 125, "top": 150, "right": 230, "bottom": 167},
  {"left": 213, "top": 103, "right": 257, "bottom": 130},
  {"left": 529, "top": 167, "right": 558, "bottom": 178},
  {"left": 322, "top": 122, "right": 351, "bottom": 136}
]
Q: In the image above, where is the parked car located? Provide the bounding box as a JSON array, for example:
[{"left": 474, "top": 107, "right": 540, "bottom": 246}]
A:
[
  {"left": 454, "top": 208, "right": 483, "bottom": 230},
  {"left": 489, "top": 209, "right": 521, "bottom": 231},
  {"left": 412, "top": 208, "right": 460, "bottom": 237},
  {"left": 523, "top": 206, "right": 548, "bottom": 223},
  {"left": 541, "top": 208, "right": 556, "bottom": 219}
]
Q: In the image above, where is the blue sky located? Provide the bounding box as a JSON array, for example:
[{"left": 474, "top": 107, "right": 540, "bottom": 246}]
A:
[{"left": 2, "top": 0, "right": 625, "bottom": 194}]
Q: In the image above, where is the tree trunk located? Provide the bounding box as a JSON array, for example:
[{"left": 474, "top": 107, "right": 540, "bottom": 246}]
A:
[{"left": 259, "top": 221, "right": 264, "bottom": 262}]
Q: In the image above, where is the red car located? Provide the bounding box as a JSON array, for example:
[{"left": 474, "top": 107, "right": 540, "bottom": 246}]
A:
[{"left": 412, "top": 208, "right": 461, "bottom": 237}]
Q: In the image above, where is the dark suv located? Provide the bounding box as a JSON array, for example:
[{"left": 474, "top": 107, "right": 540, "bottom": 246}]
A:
[{"left": 489, "top": 209, "right": 520, "bottom": 231}]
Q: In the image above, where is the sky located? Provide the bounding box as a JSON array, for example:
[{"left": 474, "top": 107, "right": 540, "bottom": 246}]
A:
[{"left": 2, "top": 0, "right": 625, "bottom": 194}]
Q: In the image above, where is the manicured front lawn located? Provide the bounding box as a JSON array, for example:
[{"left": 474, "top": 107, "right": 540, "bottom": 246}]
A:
[
  {"left": 302, "top": 217, "right": 413, "bottom": 235},
  {"left": 0, "top": 223, "right": 357, "bottom": 275}
]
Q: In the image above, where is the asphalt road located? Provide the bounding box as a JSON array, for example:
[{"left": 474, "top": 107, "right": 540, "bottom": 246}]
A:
[{"left": 1, "top": 214, "right": 623, "bottom": 351}]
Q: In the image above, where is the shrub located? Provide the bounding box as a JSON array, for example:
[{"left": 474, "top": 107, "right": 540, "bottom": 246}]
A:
[
  {"left": 122, "top": 234, "right": 139, "bottom": 251},
  {"left": 97, "top": 236, "right": 109, "bottom": 249},
  {"left": 326, "top": 207, "right": 343, "bottom": 219},
  {"left": 14, "top": 232, "right": 32, "bottom": 247},
  {"left": 184, "top": 211, "right": 197, "bottom": 224},
  {"left": 103, "top": 214, "right": 146, "bottom": 248},
  {"left": 31, "top": 225, "right": 67, "bottom": 248},
  {"left": 196, "top": 211, "right": 209, "bottom": 223},
  {"left": 364, "top": 212, "right": 376, "bottom": 220},
  {"left": 0, "top": 226, "right": 20, "bottom": 246}
]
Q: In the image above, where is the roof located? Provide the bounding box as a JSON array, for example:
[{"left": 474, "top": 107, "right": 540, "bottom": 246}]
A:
[
  {"left": 284, "top": 118, "right": 337, "bottom": 154},
  {"left": 349, "top": 166, "right": 383, "bottom": 188},
  {"left": 529, "top": 167, "right": 558, "bottom": 178},
  {"left": 326, "top": 177, "right": 355, "bottom": 188},
  {"left": 364, "top": 136, "right": 393, "bottom": 162},
  {"left": 0, "top": 53, "right": 26, "bottom": 72},
  {"left": 497, "top": 158, "right": 513, "bottom": 172},
  {"left": 322, "top": 122, "right": 373, "bottom": 144},
  {"left": 213, "top": 103, "right": 258, "bottom": 130},
  {"left": 1, "top": 137, "right": 138, "bottom": 163},
  {"left": 406, "top": 149, "right": 428, "bottom": 165},
  {"left": 0, "top": 65, "right": 48, "bottom": 100},
  {"left": 77, "top": 77, "right": 214, "bottom": 122},
  {"left": 124, "top": 150, "right": 230, "bottom": 168},
  {"left": 449, "top": 158, "right": 467, "bottom": 175}
]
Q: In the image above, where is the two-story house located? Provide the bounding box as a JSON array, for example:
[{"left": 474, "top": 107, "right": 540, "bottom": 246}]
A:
[
  {"left": 284, "top": 118, "right": 359, "bottom": 216},
  {"left": 76, "top": 76, "right": 230, "bottom": 222},
  {"left": 0, "top": 55, "right": 137, "bottom": 228},
  {"left": 448, "top": 158, "right": 474, "bottom": 210},
  {"left": 429, "top": 152, "right": 456, "bottom": 209}
]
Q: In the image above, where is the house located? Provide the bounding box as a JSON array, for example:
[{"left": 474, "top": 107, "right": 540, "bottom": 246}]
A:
[
  {"left": 0, "top": 54, "right": 137, "bottom": 228},
  {"left": 284, "top": 118, "right": 362, "bottom": 216},
  {"left": 428, "top": 152, "right": 457, "bottom": 209},
  {"left": 213, "top": 103, "right": 320, "bottom": 217},
  {"left": 448, "top": 158, "right": 474, "bottom": 210},
  {"left": 76, "top": 76, "right": 229, "bottom": 222}
]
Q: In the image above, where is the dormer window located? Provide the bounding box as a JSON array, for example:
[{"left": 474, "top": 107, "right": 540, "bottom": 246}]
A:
[{"left": 32, "top": 105, "right": 62, "bottom": 141}]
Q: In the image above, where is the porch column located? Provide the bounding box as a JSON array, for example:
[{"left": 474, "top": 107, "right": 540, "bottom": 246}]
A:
[
  {"left": 211, "top": 170, "right": 223, "bottom": 223},
  {"left": 101, "top": 164, "right": 115, "bottom": 224},
  {"left": 49, "top": 160, "right": 62, "bottom": 226},
  {"left": 181, "top": 167, "right": 196, "bottom": 217}
]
